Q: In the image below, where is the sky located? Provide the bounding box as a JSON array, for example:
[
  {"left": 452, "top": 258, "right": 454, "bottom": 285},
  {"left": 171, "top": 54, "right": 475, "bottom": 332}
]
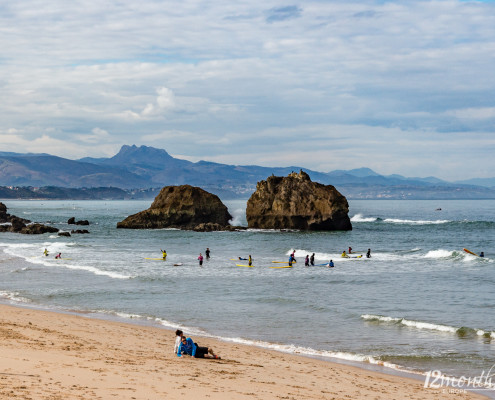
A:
[{"left": 1, "top": 0, "right": 494, "bottom": 181}]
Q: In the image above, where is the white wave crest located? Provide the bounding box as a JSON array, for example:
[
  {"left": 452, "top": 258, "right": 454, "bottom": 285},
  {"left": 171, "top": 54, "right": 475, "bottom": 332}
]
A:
[
  {"left": 351, "top": 214, "right": 378, "bottom": 222},
  {"left": 0, "top": 290, "right": 32, "bottom": 304},
  {"left": 383, "top": 218, "right": 450, "bottom": 225},
  {"left": 60, "top": 264, "right": 133, "bottom": 280},
  {"left": 423, "top": 249, "right": 454, "bottom": 259},
  {"left": 361, "top": 314, "right": 458, "bottom": 333}
]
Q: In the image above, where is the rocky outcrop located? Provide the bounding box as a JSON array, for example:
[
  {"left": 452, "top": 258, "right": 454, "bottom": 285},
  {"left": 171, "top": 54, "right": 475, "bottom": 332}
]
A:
[
  {"left": 21, "top": 224, "right": 59, "bottom": 235},
  {"left": 246, "top": 171, "right": 352, "bottom": 231},
  {"left": 68, "top": 217, "right": 89, "bottom": 225},
  {"left": 0, "top": 202, "right": 59, "bottom": 234},
  {"left": 116, "top": 185, "right": 233, "bottom": 230}
]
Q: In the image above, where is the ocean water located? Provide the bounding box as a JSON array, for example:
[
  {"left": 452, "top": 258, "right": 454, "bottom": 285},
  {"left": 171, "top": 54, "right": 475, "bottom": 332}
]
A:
[{"left": 1, "top": 199, "right": 494, "bottom": 387}]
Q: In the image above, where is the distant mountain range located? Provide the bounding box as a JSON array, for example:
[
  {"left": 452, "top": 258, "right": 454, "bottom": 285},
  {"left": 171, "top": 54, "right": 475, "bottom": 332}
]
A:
[{"left": 1, "top": 145, "right": 494, "bottom": 200}]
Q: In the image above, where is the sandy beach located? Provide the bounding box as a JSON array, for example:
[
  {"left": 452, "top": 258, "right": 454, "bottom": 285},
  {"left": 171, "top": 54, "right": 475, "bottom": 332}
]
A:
[{"left": 0, "top": 304, "right": 486, "bottom": 400}]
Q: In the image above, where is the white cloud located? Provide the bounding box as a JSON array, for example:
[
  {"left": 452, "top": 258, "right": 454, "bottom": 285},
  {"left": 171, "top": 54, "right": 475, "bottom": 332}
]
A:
[{"left": 1, "top": 0, "right": 495, "bottom": 179}]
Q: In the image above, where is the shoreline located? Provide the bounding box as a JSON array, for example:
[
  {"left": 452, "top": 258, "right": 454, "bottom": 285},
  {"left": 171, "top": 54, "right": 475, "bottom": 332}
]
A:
[{"left": 0, "top": 303, "right": 489, "bottom": 400}]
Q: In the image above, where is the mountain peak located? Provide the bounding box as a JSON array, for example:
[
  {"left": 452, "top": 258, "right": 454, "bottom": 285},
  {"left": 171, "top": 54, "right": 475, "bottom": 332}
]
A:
[{"left": 108, "top": 145, "right": 173, "bottom": 166}]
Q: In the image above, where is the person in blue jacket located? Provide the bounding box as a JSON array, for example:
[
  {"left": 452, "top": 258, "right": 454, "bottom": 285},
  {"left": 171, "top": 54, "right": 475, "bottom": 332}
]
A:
[{"left": 177, "top": 336, "right": 221, "bottom": 359}]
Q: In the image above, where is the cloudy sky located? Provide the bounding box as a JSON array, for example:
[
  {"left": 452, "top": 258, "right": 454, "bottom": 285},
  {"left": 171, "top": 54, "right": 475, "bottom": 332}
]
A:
[{"left": 1, "top": 0, "right": 494, "bottom": 180}]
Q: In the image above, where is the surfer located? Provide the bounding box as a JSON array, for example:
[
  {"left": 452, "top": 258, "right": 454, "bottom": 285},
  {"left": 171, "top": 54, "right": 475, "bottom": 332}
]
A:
[
  {"left": 291, "top": 250, "right": 296, "bottom": 261},
  {"left": 43, "top": 248, "right": 49, "bottom": 257},
  {"left": 480, "top": 252, "right": 485, "bottom": 257},
  {"left": 341, "top": 250, "right": 348, "bottom": 258},
  {"left": 348, "top": 247, "right": 352, "bottom": 254},
  {"left": 198, "top": 253, "right": 203, "bottom": 267},
  {"left": 205, "top": 248, "right": 210, "bottom": 259},
  {"left": 328, "top": 260, "right": 334, "bottom": 268},
  {"left": 310, "top": 253, "right": 315, "bottom": 266},
  {"left": 288, "top": 254, "right": 295, "bottom": 267},
  {"left": 304, "top": 255, "right": 309, "bottom": 267},
  {"left": 238, "top": 257, "right": 247, "bottom": 260},
  {"left": 366, "top": 249, "right": 371, "bottom": 258},
  {"left": 161, "top": 249, "right": 167, "bottom": 260},
  {"left": 248, "top": 255, "right": 253, "bottom": 266},
  {"left": 55, "top": 253, "right": 62, "bottom": 259}
]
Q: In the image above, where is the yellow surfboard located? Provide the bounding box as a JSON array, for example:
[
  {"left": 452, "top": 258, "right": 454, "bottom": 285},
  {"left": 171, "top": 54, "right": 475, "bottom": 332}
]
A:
[
  {"left": 145, "top": 258, "right": 166, "bottom": 260},
  {"left": 236, "top": 264, "right": 254, "bottom": 267},
  {"left": 270, "top": 265, "right": 293, "bottom": 269}
]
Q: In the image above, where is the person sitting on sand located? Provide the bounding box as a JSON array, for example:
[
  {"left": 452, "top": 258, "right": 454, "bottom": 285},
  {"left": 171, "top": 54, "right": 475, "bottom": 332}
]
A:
[
  {"left": 177, "top": 336, "right": 220, "bottom": 359},
  {"left": 174, "top": 329, "right": 183, "bottom": 354}
]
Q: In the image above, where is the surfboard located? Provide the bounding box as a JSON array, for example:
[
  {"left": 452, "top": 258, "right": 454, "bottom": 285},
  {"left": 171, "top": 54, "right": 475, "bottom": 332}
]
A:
[
  {"left": 173, "top": 263, "right": 183, "bottom": 266},
  {"left": 270, "top": 265, "right": 293, "bottom": 269},
  {"left": 463, "top": 248, "right": 480, "bottom": 257},
  {"left": 236, "top": 264, "right": 254, "bottom": 267},
  {"left": 145, "top": 258, "right": 166, "bottom": 260},
  {"left": 272, "top": 260, "right": 297, "bottom": 263}
]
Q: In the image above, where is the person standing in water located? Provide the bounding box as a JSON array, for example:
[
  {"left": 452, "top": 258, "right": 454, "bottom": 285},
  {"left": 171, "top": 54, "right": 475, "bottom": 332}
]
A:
[
  {"left": 248, "top": 255, "right": 253, "bottom": 266},
  {"left": 43, "top": 248, "right": 49, "bottom": 257},
  {"left": 198, "top": 253, "right": 203, "bottom": 267},
  {"left": 161, "top": 249, "right": 167, "bottom": 260},
  {"left": 205, "top": 248, "right": 210, "bottom": 259},
  {"left": 366, "top": 249, "right": 371, "bottom": 258},
  {"left": 310, "top": 253, "right": 315, "bottom": 266},
  {"left": 304, "top": 255, "right": 309, "bottom": 267}
]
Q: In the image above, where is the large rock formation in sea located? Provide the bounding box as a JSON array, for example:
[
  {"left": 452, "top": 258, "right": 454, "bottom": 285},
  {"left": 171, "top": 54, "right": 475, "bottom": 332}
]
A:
[
  {"left": 0, "top": 202, "right": 59, "bottom": 234},
  {"left": 246, "top": 171, "right": 352, "bottom": 231},
  {"left": 116, "top": 185, "right": 233, "bottom": 230}
]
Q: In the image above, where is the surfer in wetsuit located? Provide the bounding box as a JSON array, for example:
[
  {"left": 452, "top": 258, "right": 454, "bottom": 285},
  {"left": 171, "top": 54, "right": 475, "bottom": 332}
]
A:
[
  {"left": 205, "top": 248, "right": 210, "bottom": 259},
  {"left": 198, "top": 253, "right": 203, "bottom": 267},
  {"left": 248, "top": 255, "right": 253, "bottom": 266},
  {"left": 328, "top": 260, "right": 334, "bottom": 268},
  {"left": 341, "top": 250, "right": 348, "bottom": 258},
  {"left": 55, "top": 253, "right": 61, "bottom": 259},
  {"left": 288, "top": 254, "right": 295, "bottom": 267},
  {"left": 480, "top": 252, "right": 485, "bottom": 257},
  {"left": 348, "top": 247, "right": 352, "bottom": 254},
  {"left": 43, "top": 248, "right": 49, "bottom": 257},
  {"left": 366, "top": 249, "right": 371, "bottom": 258},
  {"left": 161, "top": 249, "right": 167, "bottom": 260},
  {"left": 310, "top": 253, "right": 315, "bottom": 266},
  {"left": 304, "top": 255, "right": 309, "bottom": 267}
]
